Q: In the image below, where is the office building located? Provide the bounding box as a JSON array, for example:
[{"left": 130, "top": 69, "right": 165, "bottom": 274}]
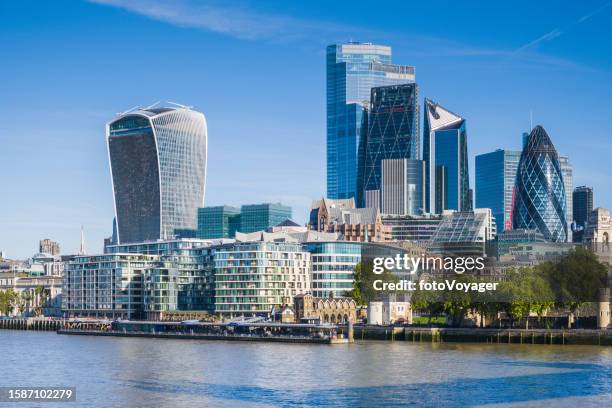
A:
[
  {"left": 493, "top": 229, "right": 546, "bottom": 258},
  {"left": 423, "top": 99, "right": 470, "bottom": 213},
  {"left": 213, "top": 239, "right": 311, "bottom": 317},
  {"left": 559, "top": 155, "right": 573, "bottom": 242},
  {"left": 512, "top": 126, "right": 567, "bottom": 242},
  {"left": 380, "top": 214, "right": 443, "bottom": 242},
  {"left": 39, "top": 239, "right": 60, "bottom": 256},
  {"left": 304, "top": 241, "right": 362, "bottom": 298},
  {"left": 573, "top": 186, "right": 594, "bottom": 229},
  {"left": 239, "top": 203, "right": 292, "bottom": 234},
  {"left": 379, "top": 159, "right": 425, "bottom": 215},
  {"left": 197, "top": 205, "right": 240, "bottom": 239},
  {"left": 357, "top": 83, "right": 420, "bottom": 207},
  {"left": 107, "top": 105, "right": 207, "bottom": 244},
  {"left": 475, "top": 150, "right": 521, "bottom": 233},
  {"left": 327, "top": 42, "right": 415, "bottom": 200},
  {"left": 428, "top": 209, "right": 497, "bottom": 257}
]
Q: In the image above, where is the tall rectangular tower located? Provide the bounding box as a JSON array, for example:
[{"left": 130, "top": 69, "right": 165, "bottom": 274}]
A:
[
  {"left": 573, "top": 186, "right": 594, "bottom": 229},
  {"left": 380, "top": 158, "right": 425, "bottom": 216},
  {"left": 475, "top": 149, "right": 520, "bottom": 233},
  {"left": 357, "top": 83, "right": 420, "bottom": 207},
  {"left": 326, "top": 42, "right": 415, "bottom": 200},
  {"left": 558, "top": 155, "right": 573, "bottom": 241}
]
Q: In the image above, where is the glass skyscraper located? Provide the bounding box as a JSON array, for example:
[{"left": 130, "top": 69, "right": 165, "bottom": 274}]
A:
[
  {"left": 197, "top": 206, "right": 240, "bottom": 239},
  {"left": 475, "top": 149, "right": 521, "bottom": 233},
  {"left": 239, "top": 203, "right": 292, "bottom": 233},
  {"left": 327, "top": 42, "right": 415, "bottom": 200},
  {"left": 423, "top": 99, "right": 470, "bottom": 213},
  {"left": 107, "top": 106, "right": 207, "bottom": 244},
  {"left": 357, "top": 83, "right": 420, "bottom": 208},
  {"left": 573, "top": 186, "right": 594, "bottom": 229},
  {"left": 512, "top": 125, "right": 567, "bottom": 242},
  {"left": 558, "top": 155, "right": 573, "bottom": 241}
]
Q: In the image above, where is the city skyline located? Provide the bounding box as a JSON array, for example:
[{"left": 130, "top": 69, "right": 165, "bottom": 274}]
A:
[{"left": 2, "top": 1, "right": 612, "bottom": 257}]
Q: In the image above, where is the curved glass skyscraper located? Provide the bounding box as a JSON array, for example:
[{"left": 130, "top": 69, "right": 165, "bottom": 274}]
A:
[
  {"left": 512, "top": 125, "right": 567, "bottom": 242},
  {"left": 107, "top": 106, "right": 207, "bottom": 244}
]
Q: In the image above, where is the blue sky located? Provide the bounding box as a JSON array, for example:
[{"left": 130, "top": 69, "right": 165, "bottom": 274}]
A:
[{"left": 1, "top": 0, "right": 611, "bottom": 258}]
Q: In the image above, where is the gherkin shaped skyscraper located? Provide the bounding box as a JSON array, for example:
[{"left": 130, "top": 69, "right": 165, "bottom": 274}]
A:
[{"left": 512, "top": 125, "right": 567, "bottom": 242}]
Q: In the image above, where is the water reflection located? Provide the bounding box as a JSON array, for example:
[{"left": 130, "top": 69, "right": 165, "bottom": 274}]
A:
[{"left": 0, "top": 332, "right": 610, "bottom": 407}]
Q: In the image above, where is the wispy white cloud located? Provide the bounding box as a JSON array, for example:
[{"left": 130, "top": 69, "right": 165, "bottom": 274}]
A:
[
  {"left": 88, "top": 0, "right": 358, "bottom": 42},
  {"left": 514, "top": 1, "right": 611, "bottom": 53},
  {"left": 88, "top": 0, "right": 598, "bottom": 72}
]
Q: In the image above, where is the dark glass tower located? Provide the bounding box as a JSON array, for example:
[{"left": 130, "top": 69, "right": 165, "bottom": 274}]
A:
[
  {"left": 423, "top": 99, "right": 469, "bottom": 213},
  {"left": 356, "top": 83, "right": 419, "bottom": 207},
  {"left": 573, "top": 186, "right": 594, "bottom": 229},
  {"left": 512, "top": 125, "right": 567, "bottom": 242}
]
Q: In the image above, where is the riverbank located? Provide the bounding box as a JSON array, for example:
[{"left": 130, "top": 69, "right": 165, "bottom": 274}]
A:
[
  {"left": 2, "top": 319, "right": 611, "bottom": 346},
  {"left": 351, "top": 325, "right": 612, "bottom": 346},
  {"left": 0, "top": 318, "right": 62, "bottom": 331}
]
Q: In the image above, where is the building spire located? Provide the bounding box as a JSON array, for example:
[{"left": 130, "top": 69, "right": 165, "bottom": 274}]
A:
[{"left": 79, "top": 226, "right": 86, "bottom": 255}]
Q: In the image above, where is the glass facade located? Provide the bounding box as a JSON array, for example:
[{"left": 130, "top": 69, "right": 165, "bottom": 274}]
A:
[
  {"left": 239, "top": 203, "right": 292, "bottom": 233},
  {"left": 558, "top": 155, "right": 573, "bottom": 242},
  {"left": 304, "top": 242, "right": 362, "bottom": 298},
  {"left": 512, "top": 126, "right": 567, "bottom": 242},
  {"left": 107, "top": 107, "right": 207, "bottom": 244},
  {"left": 428, "top": 209, "right": 496, "bottom": 257},
  {"left": 475, "top": 150, "right": 521, "bottom": 233},
  {"left": 197, "top": 206, "right": 240, "bottom": 239},
  {"left": 103, "top": 239, "right": 216, "bottom": 315},
  {"left": 357, "top": 84, "right": 419, "bottom": 207},
  {"left": 63, "top": 254, "right": 156, "bottom": 319},
  {"left": 327, "top": 43, "right": 415, "bottom": 200},
  {"left": 423, "top": 99, "right": 470, "bottom": 213},
  {"left": 573, "top": 186, "right": 593, "bottom": 228},
  {"left": 214, "top": 241, "right": 310, "bottom": 316}
]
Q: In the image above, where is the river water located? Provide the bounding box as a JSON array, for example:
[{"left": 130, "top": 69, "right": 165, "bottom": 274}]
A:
[{"left": 0, "top": 331, "right": 610, "bottom": 407}]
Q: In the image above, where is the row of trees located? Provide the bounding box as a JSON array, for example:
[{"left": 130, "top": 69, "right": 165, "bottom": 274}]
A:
[
  {"left": 347, "top": 247, "right": 609, "bottom": 328},
  {"left": 0, "top": 287, "right": 51, "bottom": 317}
]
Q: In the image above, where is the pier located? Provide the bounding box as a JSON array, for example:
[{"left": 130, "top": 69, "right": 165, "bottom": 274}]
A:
[{"left": 57, "top": 320, "right": 351, "bottom": 344}]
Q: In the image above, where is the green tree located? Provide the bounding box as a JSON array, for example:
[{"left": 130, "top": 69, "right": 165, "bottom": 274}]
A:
[
  {"left": 0, "top": 289, "right": 18, "bottom": 316},
  {"left": 498, "top": 267, "right": 555, "bottom": 328},
  {"left": 345, "top": 261, "right": 400, "bottom": 306},
  {"left": 544, "top": 247, "right": 608, "bottom": 328},
  {"left": 411, "top": 283, "right": 445, "bottom": 324}
]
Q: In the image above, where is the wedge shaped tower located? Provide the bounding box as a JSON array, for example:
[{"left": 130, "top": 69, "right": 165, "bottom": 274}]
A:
[{"left": 423, "top": 99, "right": 470, "bottom": 213}]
